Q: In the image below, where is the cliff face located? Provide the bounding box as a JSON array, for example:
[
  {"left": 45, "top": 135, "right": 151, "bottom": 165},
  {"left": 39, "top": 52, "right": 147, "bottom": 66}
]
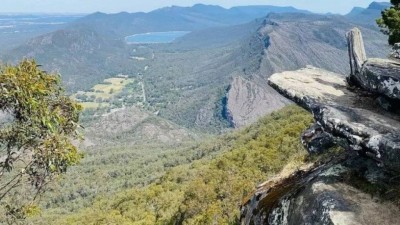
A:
[
  {"left": 241, "top": 29, "right": 400, "bottom": 225},
  {"left": 225, "top": 76, "right": 289, "bottom": 127}
]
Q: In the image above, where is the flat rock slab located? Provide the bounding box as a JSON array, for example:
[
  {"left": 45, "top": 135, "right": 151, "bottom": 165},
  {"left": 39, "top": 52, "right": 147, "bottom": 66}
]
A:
[{"left": 268, "top": 66, "right": 400, "bottom": 172}]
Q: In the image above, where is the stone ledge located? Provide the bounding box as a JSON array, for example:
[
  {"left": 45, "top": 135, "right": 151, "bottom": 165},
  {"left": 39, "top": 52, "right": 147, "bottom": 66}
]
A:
[{"left": 268, "top": 66, "right": 400, "bottom": 172}]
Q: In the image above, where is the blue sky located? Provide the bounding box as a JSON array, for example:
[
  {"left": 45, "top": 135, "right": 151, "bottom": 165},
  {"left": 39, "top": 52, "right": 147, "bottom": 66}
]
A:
[{"left": 0, "top": 0, "right": 386, "bottom": 14}]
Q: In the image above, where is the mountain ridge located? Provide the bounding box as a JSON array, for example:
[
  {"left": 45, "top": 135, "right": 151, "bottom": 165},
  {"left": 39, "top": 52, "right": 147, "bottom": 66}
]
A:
[
  {"left": 346, "top": 1, "right": 390, "bottom": 25},
  {"left": 2, "top": 4, "right": 391, "bottom": 131}
]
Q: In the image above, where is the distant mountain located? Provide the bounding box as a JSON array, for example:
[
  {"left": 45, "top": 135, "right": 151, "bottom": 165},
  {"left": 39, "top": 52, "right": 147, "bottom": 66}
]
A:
[
  {"left": 2, "top": 4, "right": 390, "bottom": 131},
  {"left": 69, "top": 4, "right": 310, "bottom": 39},
  {"left": 347, "top": 7, "right": 366, "bottom": 17},
  {"left": 346, "top": 1, "right": 390, "bottom": 26},
  {"left": 3, "top": 4, "right": 310, "bottom": 92}
]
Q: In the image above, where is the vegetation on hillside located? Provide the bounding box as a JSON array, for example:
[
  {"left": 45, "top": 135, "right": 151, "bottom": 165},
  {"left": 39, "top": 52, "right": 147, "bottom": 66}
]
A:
[
  {"left": 377, "top": 0, "right": 400, "bottom": 45},
  {"left": 0, "top": 60, "right": 82, "bottom": 222},
  {"left": 32, "top": 105, "right": 314, "bottom": 224}
]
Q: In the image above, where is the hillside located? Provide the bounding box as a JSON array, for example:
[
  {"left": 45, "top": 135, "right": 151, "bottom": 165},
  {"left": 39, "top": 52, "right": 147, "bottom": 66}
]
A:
[
  {"left": 346, "top": 1, "right": 390, "bottom": 26},
  {"left": 5, "top": 27, "right": 140, "bottom": 92},
  {"left": 1, "top": 1, "right": 398, "bottom": 224},
  {"left": 84, "top": 106, "right": 197, "bottom": 146},
  {"left": 29, "top": 105, "right": 315, "bottom": 224}
]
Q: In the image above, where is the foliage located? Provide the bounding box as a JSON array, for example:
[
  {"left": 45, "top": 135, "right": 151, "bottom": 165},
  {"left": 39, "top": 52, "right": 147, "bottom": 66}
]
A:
[
  {"left": 34, "top": 105, "right": 313, "bottom": 224},
  {"left": 0, "top": 59, "right": 82, "bottom": 221},
  {"left": 377, "top": 0, "right": 400, "bottom": 45}
]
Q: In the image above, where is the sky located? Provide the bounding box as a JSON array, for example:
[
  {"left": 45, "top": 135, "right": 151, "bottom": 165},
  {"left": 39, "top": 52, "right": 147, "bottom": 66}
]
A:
[{"left": 0, "top": 0, "right": 386, "bottom": 14}]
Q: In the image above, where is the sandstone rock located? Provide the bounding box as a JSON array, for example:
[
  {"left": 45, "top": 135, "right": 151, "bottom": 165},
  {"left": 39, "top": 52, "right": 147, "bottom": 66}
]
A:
[{"left": 268, "top": 66, "right": 400, "bottom": 172}]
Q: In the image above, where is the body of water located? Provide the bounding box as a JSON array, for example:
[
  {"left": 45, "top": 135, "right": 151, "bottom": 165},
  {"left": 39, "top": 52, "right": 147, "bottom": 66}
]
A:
[{"left": 125, "top": 31, "right": 190, "bottom": 44}]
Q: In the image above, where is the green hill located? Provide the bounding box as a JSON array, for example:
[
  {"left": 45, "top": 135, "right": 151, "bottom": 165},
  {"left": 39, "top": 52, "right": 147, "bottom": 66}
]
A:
[{"left": 30, "top": 105, "right": 314, "bottom": 224}]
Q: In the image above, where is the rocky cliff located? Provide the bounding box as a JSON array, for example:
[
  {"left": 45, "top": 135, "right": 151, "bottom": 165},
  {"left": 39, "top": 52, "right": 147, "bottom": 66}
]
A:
[
  {"left": 225, "top": 76, "right": 289, "bottom": 127},
  {"left": 240, "top": 29, "right": 400, "bottom": 225}
]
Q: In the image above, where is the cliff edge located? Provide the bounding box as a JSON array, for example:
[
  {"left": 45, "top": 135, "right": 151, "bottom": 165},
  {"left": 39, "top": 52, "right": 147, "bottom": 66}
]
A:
[{"left": 240, "top": 28, "right": 400, "bottom": 225}]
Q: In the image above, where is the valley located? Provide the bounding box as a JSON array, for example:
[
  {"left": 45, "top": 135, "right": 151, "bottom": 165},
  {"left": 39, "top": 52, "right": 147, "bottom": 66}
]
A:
[{"left": 0, "top": 1, "right": 399, "bottom": 225}]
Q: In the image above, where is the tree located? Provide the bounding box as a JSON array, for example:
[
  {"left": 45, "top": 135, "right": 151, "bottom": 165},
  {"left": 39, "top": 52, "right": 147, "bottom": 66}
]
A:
[
  {"left": 0, "top": 59, "right": 82, "bottom": 221},
  {"left": 377, "top": 0, "right": 400, "bottom": 45}
]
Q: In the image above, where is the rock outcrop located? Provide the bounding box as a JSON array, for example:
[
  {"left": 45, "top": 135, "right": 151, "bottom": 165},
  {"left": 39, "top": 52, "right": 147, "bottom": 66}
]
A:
[
  {"left": 268, "top": 66, "right": 400, "bottom": 172},
  {"left": 241, "top": 28, "right": 400, "bottom": 225},
  {"left": 347, "top": 28, "right": 400, "bottom": 101},
  {"left": 347, "top": 27, "right": 367, "bottom": 79}
]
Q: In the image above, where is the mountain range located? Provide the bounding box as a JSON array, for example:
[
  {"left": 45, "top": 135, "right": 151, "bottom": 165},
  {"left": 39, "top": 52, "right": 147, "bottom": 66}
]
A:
[{"left": 3, "top": 2, "right": 391, "bottom": 132}]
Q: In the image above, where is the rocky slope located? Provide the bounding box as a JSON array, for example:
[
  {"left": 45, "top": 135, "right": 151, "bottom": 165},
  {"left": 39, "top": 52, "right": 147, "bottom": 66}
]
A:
[
  {"left": 84, "top": 106, "right": 196, "bottom": 146},
  {"left": 225, "top": 76, "right": 289, "bottom": 127},
  {"left": 241, "top": 29, "right": 400, "bottom": 224}
]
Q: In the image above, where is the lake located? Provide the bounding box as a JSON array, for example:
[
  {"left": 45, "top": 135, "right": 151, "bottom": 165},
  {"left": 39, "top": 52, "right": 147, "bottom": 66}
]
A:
[{"left": 125, "top": 31, "right": 190, "bottom": 44}]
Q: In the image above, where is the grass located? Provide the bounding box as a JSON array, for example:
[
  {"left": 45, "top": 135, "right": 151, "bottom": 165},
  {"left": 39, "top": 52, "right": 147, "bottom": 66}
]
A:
[
  {"left": 96, "top": 78, "right": 135, "bottom": 93},
  {"left": 79, "top": 102, "right": 110, "bottom": 109}
]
